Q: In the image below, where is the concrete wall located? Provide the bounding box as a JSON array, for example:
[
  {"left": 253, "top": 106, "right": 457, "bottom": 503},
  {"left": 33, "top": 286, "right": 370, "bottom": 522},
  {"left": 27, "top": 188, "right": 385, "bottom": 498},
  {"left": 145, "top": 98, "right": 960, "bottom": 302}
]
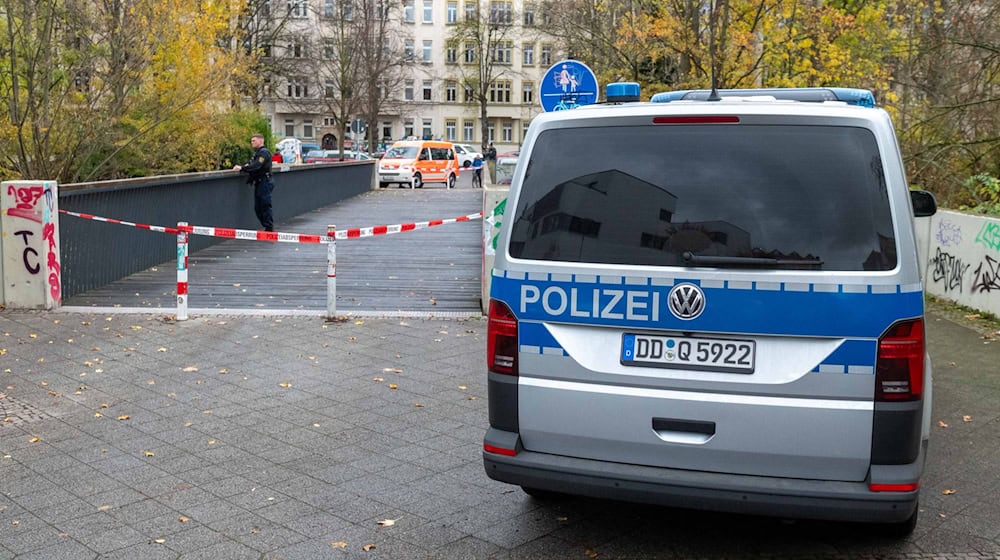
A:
[
  {"left": 916, "top": 210, "right": 1000, "bottom": 317},
  {"left": 1, "top": 181, "right": 61, "bottom": 309},
  {"left": 481, "top": 184, "right": 510, "bottom": 313}
]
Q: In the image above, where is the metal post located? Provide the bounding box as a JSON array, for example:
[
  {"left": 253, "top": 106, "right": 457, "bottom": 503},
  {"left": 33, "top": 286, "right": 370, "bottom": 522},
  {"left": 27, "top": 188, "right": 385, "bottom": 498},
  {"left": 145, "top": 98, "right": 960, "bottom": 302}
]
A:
[
  {"left": 176, "top": 222, "right": 189, "bottom": 321},
  {"left": 326, "top": 225, "right": 337, "bottom": 319}
]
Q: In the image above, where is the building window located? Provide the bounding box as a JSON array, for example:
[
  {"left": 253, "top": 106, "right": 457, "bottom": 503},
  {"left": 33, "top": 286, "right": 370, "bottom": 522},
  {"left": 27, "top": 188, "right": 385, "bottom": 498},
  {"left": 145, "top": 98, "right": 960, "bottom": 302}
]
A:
[
  {"left": 540, "top": 44, "right": 552, "bottom": 66},
  {"left": 289, "top": 39, "right": 306, "bottom": 58},
  {"left": 492, "top": 41, "right": 512, "bottom": 64},
  {"left": 422, "top": 118, "right": 432, "bottom": 139},
  {"left": 323, "top": 117, "right": 335, "bottom": 126},
  {"left": 463, "top": 121, "right": 474, "bottom": 142},
  {"left": 404, "top": 80, "right": 414, "bottom": 101},
  {"left": 343, "top": 1, "right": 353, "bottom": 19},
  {"left": 464, "top": 43, "right": 475, "bottom": 64},
  {"left": 382, "top": 121, "right": 392, "bottom": 140},
  {"left": 490, "top": 1, "right": 512, "bottom": 24},
  {"left": 523, "top": 3, "right": 535, "bottom": 26},
  {"left": 263, "top": 0, "right": 272, "bottom": 17},
  {"left": 325, "top": 80, "right": 336, "bottom": 97},
  {"left": 522, "top": 81, "right": 534, "bottom": 104},
  {"left": 446, "top": 47, "right": 457, "bottom": 64},
  {"left": 324, "top": 39, "right": 335, "bottom": 59},
  {"left": 446, "top": 81, "right": 457, "bottom": 102},
  {"left": 304, "top": 119, "right": 314, "bottom": 138},
  {"left": 447, "top": 1, "right": 458, "bottom": 23},
  {"left": 403, "top": 0, "right": 414, "bottom": 22},
  {"left": 323, "top": 0, "right": 334, "bottom": 17},
  {"left": 404, "top": 40, "right": 415, "bottom": 61},
  {"left": 502, "top": 122, "right": 512, "bottom": 142},
  {"left": 285, "top": 119, "right": 295, "bottom": 137},
  {"left": 423, "top": 0, "right": 433, "bottom": 22},
  {"left": 464, "top": 85, "right": 474, "bottom": 102},
  {"left": 489, "top": 80, "right": 512, "bottom": 103},
  {"left": 287, "top": 77, "right": 309, "bottom": 98},
  {"left": 422, "top": 40, "right": 432, "bottom": 63},
  {"left": 288, "top": 0, "right": 308, "bottom": 17},
  {"left": 522, "top": 43, "right": 534, "bottom": 66},
  {"left": 404, "top": 119, "right": 414, "bottom": 138},
  {"left": 422, "top": 80, "right": 433, "bottom": 101},
  {"left": 446, "top": 120, "right": 456, "bottom": 141},
  {"left": 464, "top": 0, "right": 476, "bottom": 21},
  {"left": 487, "top": 123, "right": 495, "bottom": 142},
  {"left": 522, "top": 121, "right": 530, "bottom": 141}
]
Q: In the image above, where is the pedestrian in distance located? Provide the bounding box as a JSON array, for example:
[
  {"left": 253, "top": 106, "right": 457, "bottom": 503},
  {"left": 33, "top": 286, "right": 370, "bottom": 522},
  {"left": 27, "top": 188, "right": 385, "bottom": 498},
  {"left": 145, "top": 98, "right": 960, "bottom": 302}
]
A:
[
  {"left": 471, "top": 154, "right": 484, "bottom": 188},
  {"left": 485, "top": 142, "right": 497, "bottom": 184},
  {"left": 233, "top": 133, "right": 276, "bottom": 232}
]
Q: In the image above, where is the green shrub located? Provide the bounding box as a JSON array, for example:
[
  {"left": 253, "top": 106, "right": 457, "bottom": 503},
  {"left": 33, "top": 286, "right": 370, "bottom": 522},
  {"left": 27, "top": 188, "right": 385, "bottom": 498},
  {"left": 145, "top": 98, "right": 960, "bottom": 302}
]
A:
[{"left": 957, "top": 173, "right": 1000, "bottom": 216}]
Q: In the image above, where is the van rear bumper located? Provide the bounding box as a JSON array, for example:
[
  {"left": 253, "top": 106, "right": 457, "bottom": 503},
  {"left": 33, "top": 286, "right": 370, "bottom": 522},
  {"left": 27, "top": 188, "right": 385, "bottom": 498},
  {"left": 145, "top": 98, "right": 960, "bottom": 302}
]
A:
[{"left": 483, "top": 428, "right": 922, "bottom": 524}]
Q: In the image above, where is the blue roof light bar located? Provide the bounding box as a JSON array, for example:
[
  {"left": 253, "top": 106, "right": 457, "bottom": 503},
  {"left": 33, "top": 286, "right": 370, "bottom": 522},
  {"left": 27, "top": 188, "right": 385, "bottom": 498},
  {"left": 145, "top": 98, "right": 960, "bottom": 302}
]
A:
[{"left": 650, "top": 87, "right": 876, "bottom": 108}]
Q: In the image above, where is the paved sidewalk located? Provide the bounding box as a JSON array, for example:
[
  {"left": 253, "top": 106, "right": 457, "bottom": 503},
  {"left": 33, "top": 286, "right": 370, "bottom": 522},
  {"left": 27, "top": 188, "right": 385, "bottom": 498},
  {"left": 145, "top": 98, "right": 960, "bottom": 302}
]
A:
[{"left": 1, "top": 309, "right": 999, "bottom": 560}]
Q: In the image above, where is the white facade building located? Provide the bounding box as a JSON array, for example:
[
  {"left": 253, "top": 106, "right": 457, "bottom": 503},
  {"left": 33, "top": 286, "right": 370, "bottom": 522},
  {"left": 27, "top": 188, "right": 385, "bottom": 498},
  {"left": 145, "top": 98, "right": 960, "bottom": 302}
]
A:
[{"left": 260, "top": 0, "right": 560, "bottom": 155}]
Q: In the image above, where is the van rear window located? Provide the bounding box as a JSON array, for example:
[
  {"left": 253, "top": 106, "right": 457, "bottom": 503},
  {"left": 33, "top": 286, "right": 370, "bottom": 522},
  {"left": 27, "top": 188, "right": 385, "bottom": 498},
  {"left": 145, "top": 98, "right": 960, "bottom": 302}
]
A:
[{"left": 509, "top": 125, "right": 897, "bottom": 271}]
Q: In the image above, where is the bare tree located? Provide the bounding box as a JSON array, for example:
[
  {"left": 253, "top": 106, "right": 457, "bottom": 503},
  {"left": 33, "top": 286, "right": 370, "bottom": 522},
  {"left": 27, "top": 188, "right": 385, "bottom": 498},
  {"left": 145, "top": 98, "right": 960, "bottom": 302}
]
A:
[
  {"left": 229, "top": 0, "right": 298, "bottom": 108},
  {"left": 354, "top": 0, "right": 412, "bottom": 152},
  {"left": 446, "top": 0, "right": 522, "bottom": 151}
]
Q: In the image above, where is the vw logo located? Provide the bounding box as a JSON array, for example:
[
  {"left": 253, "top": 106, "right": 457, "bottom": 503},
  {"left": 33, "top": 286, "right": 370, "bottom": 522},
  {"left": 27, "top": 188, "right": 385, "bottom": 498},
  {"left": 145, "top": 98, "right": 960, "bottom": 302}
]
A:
[{"left": 668, "top": 283, "right": 705, "bottom": 320}]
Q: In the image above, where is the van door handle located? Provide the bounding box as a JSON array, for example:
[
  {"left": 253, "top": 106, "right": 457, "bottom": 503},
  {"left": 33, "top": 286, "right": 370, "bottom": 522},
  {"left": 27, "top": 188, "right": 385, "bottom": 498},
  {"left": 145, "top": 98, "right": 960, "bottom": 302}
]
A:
[{"left": 651, "top": 417, "right": 716, "bottom": 444}]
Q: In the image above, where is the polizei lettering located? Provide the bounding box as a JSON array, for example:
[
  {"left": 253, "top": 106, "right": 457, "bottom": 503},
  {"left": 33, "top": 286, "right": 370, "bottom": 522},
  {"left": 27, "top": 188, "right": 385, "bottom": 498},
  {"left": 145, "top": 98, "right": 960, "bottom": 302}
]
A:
[{"left": 520, "top": 285, "right": 661, "bottom": 322}]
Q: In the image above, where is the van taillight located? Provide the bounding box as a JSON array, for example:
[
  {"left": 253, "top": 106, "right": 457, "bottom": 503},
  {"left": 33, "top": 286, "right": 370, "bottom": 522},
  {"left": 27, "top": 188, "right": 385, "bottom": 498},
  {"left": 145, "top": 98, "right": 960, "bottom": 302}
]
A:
[
  {"left": 875, "top": 319, "right": 924, "bottom": 402},
  {"left": 487, "top": 299, "right": 518, "bottom": 376}
]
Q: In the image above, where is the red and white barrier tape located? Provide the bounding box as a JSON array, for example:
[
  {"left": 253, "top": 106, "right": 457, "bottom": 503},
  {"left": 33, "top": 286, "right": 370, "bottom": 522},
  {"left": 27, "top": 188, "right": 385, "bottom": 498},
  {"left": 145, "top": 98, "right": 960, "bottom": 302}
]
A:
[
  {"left": 59, "top": 209, "right": 179, "bottom": 234},
  {"left": 59, "top": 208, "right": 484, "bottom": 243}
]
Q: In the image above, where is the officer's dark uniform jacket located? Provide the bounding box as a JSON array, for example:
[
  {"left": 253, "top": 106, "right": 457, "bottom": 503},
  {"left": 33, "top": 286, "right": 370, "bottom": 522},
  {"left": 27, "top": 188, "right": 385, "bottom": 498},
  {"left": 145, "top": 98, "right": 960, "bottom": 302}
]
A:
[
  {"left": 242, "top": 147, "right": 273, "bottom": 184},
  {"left": 241, "top": 146, "right": 275, "bottom": 231}
]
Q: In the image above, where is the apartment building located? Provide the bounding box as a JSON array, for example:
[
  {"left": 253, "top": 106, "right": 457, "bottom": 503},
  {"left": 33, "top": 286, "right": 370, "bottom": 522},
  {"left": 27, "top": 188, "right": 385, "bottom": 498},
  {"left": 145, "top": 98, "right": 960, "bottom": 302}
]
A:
[{"left": 260, "top": 0, "right": 560, "bottom": 153}]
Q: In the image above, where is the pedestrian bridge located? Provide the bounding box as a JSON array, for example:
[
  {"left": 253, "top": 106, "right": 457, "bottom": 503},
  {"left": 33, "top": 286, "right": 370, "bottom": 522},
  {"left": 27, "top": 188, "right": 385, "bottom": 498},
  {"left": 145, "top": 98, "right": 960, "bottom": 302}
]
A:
[{"left": 63, "top": 187, "right": 485, "bottom": 315}]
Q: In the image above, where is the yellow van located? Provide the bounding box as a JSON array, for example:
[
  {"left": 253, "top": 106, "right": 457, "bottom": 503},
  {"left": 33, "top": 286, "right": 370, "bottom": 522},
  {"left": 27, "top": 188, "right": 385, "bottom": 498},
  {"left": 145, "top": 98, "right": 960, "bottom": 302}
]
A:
[{"left": 377, "top": 140, "right": 461, "bottom": 189}]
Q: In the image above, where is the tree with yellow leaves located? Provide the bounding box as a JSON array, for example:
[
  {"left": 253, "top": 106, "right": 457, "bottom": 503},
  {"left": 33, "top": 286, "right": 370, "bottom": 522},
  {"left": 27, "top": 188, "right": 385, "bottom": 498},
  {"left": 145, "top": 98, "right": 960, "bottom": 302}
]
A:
[{"left": 0, "top": 0, "right": 251, "bottom": 182}]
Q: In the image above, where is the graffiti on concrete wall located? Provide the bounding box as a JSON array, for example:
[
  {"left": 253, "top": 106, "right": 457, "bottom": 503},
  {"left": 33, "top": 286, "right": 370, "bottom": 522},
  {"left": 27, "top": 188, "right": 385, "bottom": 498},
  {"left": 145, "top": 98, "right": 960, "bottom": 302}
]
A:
[
  {"left": 975, "top": 221, "right": 1000, "bottom": 253},
  {"left": 930, "top": 247, "right": 970, "bottom": 293},
  {"left": 936, "top": 219, "right": 963, "bottom": 247},
  {"left": 972, "top": 255, "right": 1000, "bottom": 293},
  {"left": 3, "top": 182, "right": 61, "bottom": 304}
]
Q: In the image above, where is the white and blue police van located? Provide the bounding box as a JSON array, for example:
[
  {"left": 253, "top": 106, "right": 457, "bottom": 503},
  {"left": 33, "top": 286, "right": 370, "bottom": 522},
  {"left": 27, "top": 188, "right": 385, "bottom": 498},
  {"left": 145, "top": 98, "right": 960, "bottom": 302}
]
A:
[{"left": 483, "top": 84, "right": 938, "bottom": 535}]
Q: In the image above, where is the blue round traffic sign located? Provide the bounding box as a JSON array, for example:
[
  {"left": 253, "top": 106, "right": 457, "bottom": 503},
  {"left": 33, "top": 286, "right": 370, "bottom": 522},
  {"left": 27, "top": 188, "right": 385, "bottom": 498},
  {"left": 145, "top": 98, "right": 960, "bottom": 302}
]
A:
[{"left": 539, "top": 60, "right": 599, "bottom": 112}]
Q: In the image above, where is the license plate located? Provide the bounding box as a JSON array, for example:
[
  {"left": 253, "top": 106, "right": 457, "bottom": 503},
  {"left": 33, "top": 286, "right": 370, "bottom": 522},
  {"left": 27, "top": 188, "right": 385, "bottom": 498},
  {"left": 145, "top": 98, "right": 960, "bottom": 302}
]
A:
[{"left": 621, "top": 333, "right": 755, "bottom": 373}]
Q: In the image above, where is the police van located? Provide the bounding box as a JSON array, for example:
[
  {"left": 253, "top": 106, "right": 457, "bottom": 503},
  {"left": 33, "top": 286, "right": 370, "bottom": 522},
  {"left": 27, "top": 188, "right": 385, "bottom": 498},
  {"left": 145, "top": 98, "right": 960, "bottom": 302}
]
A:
[{"left": 483, "top": 84, "right": 937, "bottom": 535}]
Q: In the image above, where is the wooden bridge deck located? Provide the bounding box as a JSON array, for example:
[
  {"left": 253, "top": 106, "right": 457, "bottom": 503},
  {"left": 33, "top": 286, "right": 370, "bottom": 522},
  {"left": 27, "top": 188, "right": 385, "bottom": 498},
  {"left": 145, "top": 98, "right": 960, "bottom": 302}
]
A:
[{"left": 63, "top": 184, "right": 485, "bottom": 314}]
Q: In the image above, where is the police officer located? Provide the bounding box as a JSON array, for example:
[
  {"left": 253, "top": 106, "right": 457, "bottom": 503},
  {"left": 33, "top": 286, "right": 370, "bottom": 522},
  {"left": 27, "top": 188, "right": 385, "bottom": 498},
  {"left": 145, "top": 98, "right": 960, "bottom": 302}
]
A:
[{"left": 233, "top": 133, "right": 275, "bottom": 231}]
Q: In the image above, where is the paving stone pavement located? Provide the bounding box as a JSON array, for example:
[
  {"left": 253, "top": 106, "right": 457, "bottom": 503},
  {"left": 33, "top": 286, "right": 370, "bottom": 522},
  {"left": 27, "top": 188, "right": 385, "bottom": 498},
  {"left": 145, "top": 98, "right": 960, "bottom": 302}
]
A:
[{"left": 0, "top": 310, "right": 999, "bottom": 560}]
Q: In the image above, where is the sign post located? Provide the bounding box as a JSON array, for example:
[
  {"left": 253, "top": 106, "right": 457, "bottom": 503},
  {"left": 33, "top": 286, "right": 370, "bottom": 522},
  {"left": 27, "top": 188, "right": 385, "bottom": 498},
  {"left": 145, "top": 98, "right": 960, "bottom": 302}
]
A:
[{"left": 539, "top": 60, "right": 600, "bottom": 112}]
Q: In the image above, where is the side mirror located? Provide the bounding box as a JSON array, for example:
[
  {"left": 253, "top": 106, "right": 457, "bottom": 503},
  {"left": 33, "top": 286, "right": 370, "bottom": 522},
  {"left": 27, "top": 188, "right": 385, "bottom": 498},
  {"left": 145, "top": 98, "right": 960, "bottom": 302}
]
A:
[{"left": 910, "top": 190, "right": 937, "bottom": 217}]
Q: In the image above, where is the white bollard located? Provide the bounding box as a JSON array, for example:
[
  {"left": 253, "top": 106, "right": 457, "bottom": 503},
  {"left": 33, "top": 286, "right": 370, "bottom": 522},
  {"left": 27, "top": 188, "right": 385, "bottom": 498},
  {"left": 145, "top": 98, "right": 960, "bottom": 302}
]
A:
[
  {"left": 326, "top": 225, "right": 337, "bottom": 319},
  {"left": 176, "top": 222, "right": 189, "bottom": 321}
]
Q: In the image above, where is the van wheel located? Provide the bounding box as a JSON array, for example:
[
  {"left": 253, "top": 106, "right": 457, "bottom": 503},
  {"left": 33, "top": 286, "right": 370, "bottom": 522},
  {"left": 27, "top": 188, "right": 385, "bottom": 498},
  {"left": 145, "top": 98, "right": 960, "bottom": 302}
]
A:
[
  {"left": 413, "top": 174, "right": 423, "bottom": 188},
  {"left": 448, "top": 174, "right": 456, "bottom": 189},
  {"left": 880, "top": 508, "right": 918, "bottom": 538},
  {"left": 463, "top": 160, "right": 471, "bottom": 168},
  {"left": 521, "top": 486, "right": 564, "bottom": 501}
]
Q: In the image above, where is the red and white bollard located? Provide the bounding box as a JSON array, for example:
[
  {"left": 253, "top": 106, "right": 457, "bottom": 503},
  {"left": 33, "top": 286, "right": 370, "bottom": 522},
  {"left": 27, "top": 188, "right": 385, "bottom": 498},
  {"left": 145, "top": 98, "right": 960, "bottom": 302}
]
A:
[
  {"left": 326, "top": 225, "right": 336, "bottom": 319},
  {"left": 177, "top": 221, "right": 189, "bottom": 321}
]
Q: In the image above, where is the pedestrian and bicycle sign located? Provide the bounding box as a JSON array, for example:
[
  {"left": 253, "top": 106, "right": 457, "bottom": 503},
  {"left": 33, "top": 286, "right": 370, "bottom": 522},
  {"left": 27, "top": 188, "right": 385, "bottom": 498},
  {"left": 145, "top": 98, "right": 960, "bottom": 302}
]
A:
[{"left": 539, "top": 60, "right": 599, "bottom": 112}]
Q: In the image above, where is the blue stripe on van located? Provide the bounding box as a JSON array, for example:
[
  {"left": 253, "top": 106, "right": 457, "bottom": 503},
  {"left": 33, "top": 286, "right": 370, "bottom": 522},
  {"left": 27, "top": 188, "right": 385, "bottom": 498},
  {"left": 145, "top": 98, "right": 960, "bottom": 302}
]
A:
[
  {"left": 812, "top": 339, "right": 878, "bottom": 374},
  {"left": 518, "top": 322, "right": 566, "bottom": 355},
  {"left": 491, "top": 275, "right": 921, "bottom": 339}
]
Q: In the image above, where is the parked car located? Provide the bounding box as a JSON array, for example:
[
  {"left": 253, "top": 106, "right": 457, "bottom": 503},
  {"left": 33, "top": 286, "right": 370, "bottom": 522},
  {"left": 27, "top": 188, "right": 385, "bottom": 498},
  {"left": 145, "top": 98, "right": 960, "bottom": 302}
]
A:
[
  {"left": 303, "top": 150, "right": 372, "bottom": 163},
  {"left": 378, "top": 140, "right": 460, "bottom": 189},
  {"left": 453, "top": 144, "right": 483, "bottom": 168}
]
